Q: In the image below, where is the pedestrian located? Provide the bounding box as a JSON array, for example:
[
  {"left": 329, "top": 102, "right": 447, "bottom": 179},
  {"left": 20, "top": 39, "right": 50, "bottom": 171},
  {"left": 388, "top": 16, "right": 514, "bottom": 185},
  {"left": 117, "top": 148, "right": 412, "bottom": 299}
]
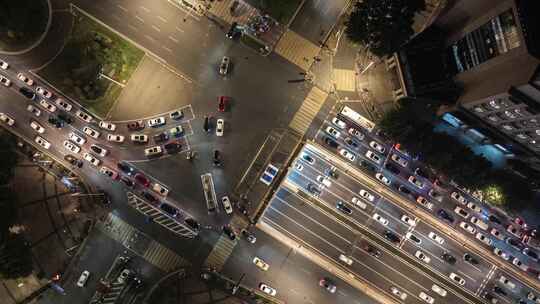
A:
[{"left": 313, "top": 56, "right": 321, "bottom": 62}]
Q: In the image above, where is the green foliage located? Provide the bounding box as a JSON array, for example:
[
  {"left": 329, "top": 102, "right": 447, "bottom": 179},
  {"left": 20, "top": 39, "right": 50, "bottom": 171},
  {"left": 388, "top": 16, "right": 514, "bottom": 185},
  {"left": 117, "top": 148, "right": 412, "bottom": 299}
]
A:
[{"left": 345, "top": 0, "right": 426, "bottom": 57}]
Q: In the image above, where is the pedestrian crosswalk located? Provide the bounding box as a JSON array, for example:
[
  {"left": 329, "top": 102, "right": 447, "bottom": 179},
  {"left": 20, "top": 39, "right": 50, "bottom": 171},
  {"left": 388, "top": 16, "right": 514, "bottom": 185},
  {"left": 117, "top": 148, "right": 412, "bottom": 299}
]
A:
[
  {"left": 288, "top": 86, "right": 329, "bottom": 135},
  {"left": 101, "top": 282, "right": 125, "bottom": 304},
  {"left": 143, "top": 240, "right": 189, "bottom": 272},
  {"left": 274, "top": 30, "right": 321, "bottom": 70},
  {"left": 204, "top": 235, "right": 237, "bottom": 271},
  {"left": 333, "top": 68, "right": 356, "bottom": 92},
  {"left": 97, "top": 213, "right": 137, "bottom": 244},
  {"left": 208, "top": 0, "right": 258, "bottom": 25}
]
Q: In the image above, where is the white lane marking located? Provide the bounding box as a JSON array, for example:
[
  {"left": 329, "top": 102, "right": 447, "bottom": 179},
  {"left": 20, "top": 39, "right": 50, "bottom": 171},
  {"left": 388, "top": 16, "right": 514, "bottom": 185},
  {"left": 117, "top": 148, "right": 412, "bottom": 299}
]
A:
[
  {"left": 176, "top": 26, "right": 184, "bottom": 33},
  {"left": 111, "top": 14, "right": 121, "bottom": 21},
  {"left": 144, "top": 35, "right": 155, "bottom": 42},
  {"left": 117, "top": 4, "right": 128, "bottom": 12},
  {"left": 162, "top": 46, "right": 172, "bottom": 53},
  {"left": 168, "top": 36, "right": 179, "bottom": 44},
  {"left": 152, "top": 25, "right": 161, "bottom": 32},
  {"left": 157, "top": 16, "right": 167, "bottom": 23},
  {"left": 140, "top": 6, "right": 150, "bottom": 12},
  {"left": 128, "top": 24, "right": 138, "bottom": 31},
  {"left": 135, "top": 15, "right": 145, "bottom": 23}
]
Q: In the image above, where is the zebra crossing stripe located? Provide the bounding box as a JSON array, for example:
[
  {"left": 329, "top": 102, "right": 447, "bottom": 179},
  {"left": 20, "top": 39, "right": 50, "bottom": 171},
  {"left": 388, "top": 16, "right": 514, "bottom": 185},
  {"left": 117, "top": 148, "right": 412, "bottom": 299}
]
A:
[
  {"left": 204, "top": 236, "right": 237, "bottom": 271},
  {"left": 289, "top": 86, "right": 328, "bottom": 134}
]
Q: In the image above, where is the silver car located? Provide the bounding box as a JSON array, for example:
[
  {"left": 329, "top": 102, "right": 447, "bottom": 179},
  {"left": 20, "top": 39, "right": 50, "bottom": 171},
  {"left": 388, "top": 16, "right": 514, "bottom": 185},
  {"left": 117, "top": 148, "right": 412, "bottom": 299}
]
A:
[{"left": 219, "top": 56, "right": 230, "bottom": 75}]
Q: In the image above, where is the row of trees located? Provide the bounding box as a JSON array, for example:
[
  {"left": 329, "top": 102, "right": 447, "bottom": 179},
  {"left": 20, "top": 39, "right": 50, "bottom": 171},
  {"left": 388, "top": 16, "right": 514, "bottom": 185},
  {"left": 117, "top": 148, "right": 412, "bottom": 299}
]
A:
[
  {"left": 379, "top": 98, "right": 534, "bottom": 209},
  {"left": 0, "top": 134, "right": 34, "bottom": 279}
]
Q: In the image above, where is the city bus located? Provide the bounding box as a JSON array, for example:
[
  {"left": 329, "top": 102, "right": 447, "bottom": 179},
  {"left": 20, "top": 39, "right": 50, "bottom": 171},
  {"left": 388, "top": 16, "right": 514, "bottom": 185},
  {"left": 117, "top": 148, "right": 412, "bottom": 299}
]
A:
[{"left": 339, "top": 106, "right": 375, "bottom": 132}]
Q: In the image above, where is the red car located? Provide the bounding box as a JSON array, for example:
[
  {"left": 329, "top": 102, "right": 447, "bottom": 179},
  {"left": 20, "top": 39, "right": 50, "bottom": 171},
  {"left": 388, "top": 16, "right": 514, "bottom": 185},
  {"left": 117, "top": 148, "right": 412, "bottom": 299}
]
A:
[
  {"left": 218, "top": 96, "right": 230, "bottom": 112},
  {"left": 134, "top": 173, "right": 150, "bottom": 187}
]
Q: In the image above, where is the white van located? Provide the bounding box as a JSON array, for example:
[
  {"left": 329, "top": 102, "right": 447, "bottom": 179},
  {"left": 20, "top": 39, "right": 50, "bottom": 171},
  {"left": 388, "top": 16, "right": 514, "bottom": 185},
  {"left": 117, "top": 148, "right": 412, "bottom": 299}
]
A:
[
  {"left": 339, "top": 254, "right": 353, "bottom": 265},
  {"left": 351, "top": 197, "right": 367, "bottom": 209}
]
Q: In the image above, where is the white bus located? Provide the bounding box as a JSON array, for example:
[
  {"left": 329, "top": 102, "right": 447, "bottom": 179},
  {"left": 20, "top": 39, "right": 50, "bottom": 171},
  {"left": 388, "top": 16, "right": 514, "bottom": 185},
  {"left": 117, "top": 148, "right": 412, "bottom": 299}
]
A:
[
  {"left": 201, "top": 173, "right": 217, "bottom": 213},
  {"left": 339, "top": 106, "right": 375, "bottom": 132}
]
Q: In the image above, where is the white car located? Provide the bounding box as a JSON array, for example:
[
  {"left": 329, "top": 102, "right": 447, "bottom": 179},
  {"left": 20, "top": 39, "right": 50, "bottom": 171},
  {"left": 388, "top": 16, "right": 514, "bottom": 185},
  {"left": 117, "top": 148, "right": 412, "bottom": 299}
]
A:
[
  {"left": 169, "top": 125, "right": 184, "bottom": 137},
  {"left": 512, "top": 257, "right": 528, "bottom": 271},
  {"left": 331, "top": 117, "right": 346, "bottom": 129},
  {"left": 432, "top": 284, "right": 447, "bottom": 297},
  {"left": 416, "top": 196, "right": 434, "bottom": 210},
  {"left": 76, "top": 270, "right": 90, "bottom": 287},
  {"left": 454, "top": 206, "right": 469, "bottom": 219},
  {"left": 36, "top": 86, "right": 53, "bottom": 98},
  {"left": 401, "top": 214, "right": 416, "bottom": 226},
  {"left": 34, "top": 136, "right": 51, "bottom": 149},
  {"left": 253, "top": 257, "right": 269, "bottom": 271},
  {"left": 348, "top": 128, "right": 364, "bottom": 140},
  {"left": 339, "top": 148, "right": 355, "bottom": 161},
  {"left": 467, "top": 202, "right": 482, "bottom": 213},
  {"left": 83, "top": 153, "right": 101, "bottom": 166},
  {"left": 451, "top": 191, "right": 467, "bottom": 204},
  {"left": 359, "top": 189, "right": 375, "bottom": 202},
  {"left": 107, "top": 134, "right": 125, "bottom": 142},
  {"left": 222, "top": 196, "right": 233, "bottom": 214},
  {"left": 99, "top": 166, "right": 118, "bottom": 180},
  {"left": 216, "top": 119, "right": 224, "bottom": 136},
  {"left": 219, "top": 56, "right": 230, "bottom": 75},
  {"left": 0, "top": 59, "right": 8, "bottom": 69},
  {"left": 493, "top": 248, "right": 511, "bottom": 261},
  {"left": 459, "top": 221, "right": 476, "bottom": 234},
  {"left": 498, "top": 275, "right": 516, "bottom": 289},
  {"left": 369, "top": 141, "right": 385, "bottom": 153},
  {"left": 26, "top": 104, "right": 41, "bottom": 116},
  {"left": 99, "top": 121, "right": 116, "bottom": 131},
  {"left": 63, "top": 140, "right": 81, "bottom": 153},
  {"left": 391, "top": 154, "right": 408, "bottom": 167},
  {"left": 55, "top": 99, "right": 72, "bottom": 111},
  {"left": 0, "top": 113, "right": 15, "bottom": 126},
  {"left": 259, "top": 283, "right": 277, "bottom": 296},
  {"left": 117, "top": 269, "right": 131, "bottom": 284},
  {"left": 449, "top": 272, "right": 466, "bottom": 286},
  {"left": 130, "top": 134, "right": 148, "bottom": 143},
  {"left": 365, "top": 150, "right": 381, "bottom": 164},
  {"left": 69, "top": 132, "right": 86, "bottom": 145},
  {"left": 470, "top": 216, "right": 488, "bottom": 230},
  {"left": 83, "top": 126, "right": 100, "bottom": 139},
  {"left": 316, "top": 175, "right": 331, "bottom": 187},
  {"left": 39, "top": 99, "right": 56, "bottom": 112},
  {"left": 339, "top": 254, "right": 353, "bottom": 265},
  {"left": 17, "top": 73, "right": 33, "bottom": 86},
  {"left": 419, "top": 291, "right": 435, "bottom": 304},
  {"left": 0, "top": 75, "right": 10, "bottom": 87},
  {"left": 375, "top": 173, "right": 391, "bottom": 185},
  {"left": 144, "top": 145, "right": 163, "bottom": 157},
  {"left": 75, "top": 110, "right": 92, "bottom": 123},
  {"left": 90, "top": 144, "right": 108, "bottom": 157},
  {"left": 428, "top": 232, "right": 444, "bottom": 244},
  {"left": 30, "top": 120, "right": 45, "bottom": 134},
  {"left": 325, "top": 126, "right": 340, "bottom": 138},
  {"left": 152, "top": 183, "right": 169, "bottom": 197},
  {"left": 408, "top": 175, "right": 424, "bottom": 189},
  {"left": 390, "top": 286, "right": 407, "bottom": 300},
  {"left": 147, "top": 116, "right": 166, "bottom": 127},
  {"left": 372, "top": 213, "right": 388, "bottom": 226},
  {"left": 415, "top": 250, "right": 431, "bottom": 263},
  {"left": 475, "top": 232, "right": 493, "bottom": 246}
]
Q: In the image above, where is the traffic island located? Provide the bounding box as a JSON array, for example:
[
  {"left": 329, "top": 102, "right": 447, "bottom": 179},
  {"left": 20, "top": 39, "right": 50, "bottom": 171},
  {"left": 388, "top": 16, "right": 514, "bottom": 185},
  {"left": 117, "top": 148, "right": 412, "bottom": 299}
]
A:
[
  {"left": 36, "top": 5, "right": 144, "bottom": 118},
  {"left": 0, "top": 0, "right": 50, "bottom": 53}
]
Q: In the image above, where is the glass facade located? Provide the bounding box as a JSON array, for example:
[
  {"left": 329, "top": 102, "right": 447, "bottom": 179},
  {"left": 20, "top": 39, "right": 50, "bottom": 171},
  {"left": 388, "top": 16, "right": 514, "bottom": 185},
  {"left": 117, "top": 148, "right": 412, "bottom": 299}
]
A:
[{"left": 448, "top": 9, "right": 520, "bottom": 74}]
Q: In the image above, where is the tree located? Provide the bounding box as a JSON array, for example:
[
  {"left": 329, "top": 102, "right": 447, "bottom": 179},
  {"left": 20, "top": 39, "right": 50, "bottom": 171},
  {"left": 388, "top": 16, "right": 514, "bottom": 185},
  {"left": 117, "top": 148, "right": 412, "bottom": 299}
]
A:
[
  {"left": 0, "top": 234, "right": 34, "bottom": 279},
  {"left": 345, "top": 0, "right": 426, "bottom": 57},
  {"left": 0, "top": 134, "right": 18, "bottom": 185}
]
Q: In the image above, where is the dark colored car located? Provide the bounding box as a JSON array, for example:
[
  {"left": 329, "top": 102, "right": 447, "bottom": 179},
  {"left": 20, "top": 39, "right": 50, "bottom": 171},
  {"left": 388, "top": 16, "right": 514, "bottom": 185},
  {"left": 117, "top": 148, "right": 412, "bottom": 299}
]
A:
[
  {"left": 441, "top": 252, "right": 456, "bottom": 264},
  {"left": 160, "top": 203, "right": 178, "bottom": 217},
  {"left": 325, "top": 167, "right": 338, "bottom": 179},
  {"left": 203, "top": 116, "right": 211, "bottom": 132},
  {"left": 153, "top": 132, "right": 169, "bottom": 143},
  {"left": 225, "top": 22, "right": 242, "bottom": 39},
  {"left": 117, "top": 162, "right": 133, "bottom": 174},
  {"left": 488, "top": 215, "right": 503, "bottom": 225},
  {"left": 344, "top": 137, "right": 358, "bottom": 149},
  {"left": 127, "top": 120, "right": 144, "bottom": 131},
  {"left": 493, "top": 286, "right": 507, "bottom": 296},
  {"left": 90, "top": 145, "right": 106, "bottom": 155},
  {"left": 364, "top": 243, "right": 381, "bottom": 258},
  {"left": 142, "top": 191, "right": 158, "bottom": 203},
  {"left": 48, "top": 116, "right": 64, "bottom": 128},
  {"left": 134, "top": 173, "right": 151, "bottom": 187},
  {"left": 120, "top": 176, "right": 134, "bottom": 188},
  {"left": 184, "top": 218, "right": 200, "bottom": 231},
  {"left": 324, "top": 136, "right": 339, "bottom": 149},
  {"left": 384, "top": 231, "right": 401, "bottom": 243},
  {"left": 164, "top": 141, "right": 182, "bottom": 153},
  {"left": 307, "top": 183, "right": 321, "bottom": 196},
  {"left": 302, "top": 154, "right": 314, "bottom": 164},
  {"left": 437, "top": 209, "right": 455, "bottom": 224},
  {"left": 336, "top": 201, "right": 352, "bottom": 215},
  {"left": 213, "top": 150, "right": 221, "bottom": 166},
  {"left": 398, "top": 185, "right": 411, "bottom": 195},
  {"left": 359, "top": 160, "right": 377, "bottom": 173},
  {"left": 19, "top": 87, "right": 36, "bottom": 100},
  {"left": 506, "top": 237, "right": 525, "bottom": 251},
  {"left": 222, "top": 225, "right": 236, "bottom": 240},
  {"left": 463, "top": 253, "right": 479, "bottom": 265},
  {"left": 523, "top": 248, "right": 539, "bottom": 261},
  {"left": 218, "top": 96, "right": 229, "bottom": 112},
  {"left": 414, "top": 167, "right": 429, "bottom": 179},
  {"left": 384, "top": 163, "right": 400, "bottom": 175},
  {"left": 57, "top": 113, "right": 73, "bottom": 124},
  {"left": 170, "top": 109, "right": 184, "bottom": 120},
  {"left": 64, "top": 154, "right": 83, "bottom": 168}
]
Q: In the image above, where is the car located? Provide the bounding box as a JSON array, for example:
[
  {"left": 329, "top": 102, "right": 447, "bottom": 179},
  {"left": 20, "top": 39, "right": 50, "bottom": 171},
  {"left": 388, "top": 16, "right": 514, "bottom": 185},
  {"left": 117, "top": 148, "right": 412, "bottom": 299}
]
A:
[
  {"left": 153, "top": 132, "right": 169, "bottom": 143},
  {"left": 36, "top": 86, "right": 53, "bottom": 99},
  {"left": 203, "top": 116, "right": 211, "bottom": 132},
  {"left": 432, "top": 284, "right": 447, "bottom": 297},
  {"left": 460, "top": 221, "right": 476, "bottom": 234},
  {"left": 83, "top": 126, "right": 100, "bottom": 139},
  {"left": 408, "top": 175, "right": 424, "bottom": 189},
  {"left": 99, "top": 121, "right": 116, "bottom": 131},
  {"left": 476, "top": 232, "right": 493, "bottom": 246},
  {"left": 338, "top": 254, "right": 353, "bottom": 265},
  {"left": 491, "top": 228, "right": 504, "bottom": 240},
  {"left": 26, "top": 104, "right": 41, "bottom": 117},
  {"left": 384, "top": 230, "right": 401, "bottom": 243},
  {"left": 164, "top": 141, "right": 182, "bottom": 153},
  {"left": 331, "top": 117, "right": 346, "bottom": 129},
  {"left": 184, "top": 218, "right": 200, "bottom": 231},
  {"left": 467, "top": 202, "right": 482, "bottom": 213},
  {"left": 241, "top": 229, "right": 256, "bottom": 243},
  {"left": 416, "top": 196, "right": 434, "bottom": 210},
  {"left": 63, "top": 140, "right": 80, "bottom": 153},
  {"left": 54, "top": 99, "right": 72, "bottom": 111},
  {"left": 391, "top": 154, "right": 408, "bottom": 167},
  {"left": 39, "top": 99, "right": 56, "bottom": 112},
  {"left": 253, "top": 257, "right": 269, "bottom": 271},
  {"left": 441, "top": 252, "right": 456, "bottom": 264},
  {"left": 523, "top": 248, "right": 539, "bottom": 262},
  {"left": 221, "top": 196, "right": 233, "bottom": 214},
  {"left": 384, "top": 163, "right": 400, "bottom": 175},
  {"left": 117, "top": 162, "right": 133, "bottom": 174},
  {"left": 348, "top": 127, "right": 364, "bottom": 140},
  {"left": 419, "top": 291, "right": 434, "bottom": 304},
  {"left": 351, "top": 197, "right": 368, "bottom": 209},
  {"left": 99, "top": 166, "right": 119, "bottom": 180},
  {"left": 339, "top": 148, "right": 355, "bottom": 161},
  {"left": 127, "top": 120, "right": 144, "bottom": 130},
  {"left": 216, "top": 119, "right": 224, "bottom": 136},
  {"left": 428, "top": 189, "right": 443, "bottom": 202},
  {"left": 372, "top": 213, "right": 388, "bottom": 226},
  {"left": 107, "top": 134, "right": 125, "bottom": 142},
  {"left": 415, "top": 250, "right": 430, "bottom": 263},
  {"left": 428, "top": 232, "right": 444, "bottom": 244},
  {"left": 493, "top": 286, "right": 507, "bottom": 296},
  {"left": 152, "top": 183, "right": 169, "bottom": 197},
  {"left": 343, "top": 137, "right": 359, "bottom": 149},
  {"left": 83, "top": 153, "right": 101, "bottom": 166},
  {"left": 225, "top": 21, "right": 241, "bottom": 39},
  {"left": 336, "top": 201, "right": 352, "bottom": 215},
  {"left": 514, "top": 217, "right": 527, "bottom": 228},
  {"left": 0, "top": 75, "right": 11, "bottom": 87},
  {"left": 359, "top": 189, "right": 375, "bottom": 202},
  {"left": 67, "top": 132, "right": 86, "bottom": 145},
  {"left": 359, "top": 160, "right": 378, "bottom": 173},
  {"left": 17, "top": 73, "right": 33, "bottom": 86},
  {"left": 527, "top": 291, "right": 539, "bottom": 302},
  {"left": 369, "top": 141, "right": 385, "bottom": 153},
  {"left": 506, "top": 225, "right": 523, "bottom": 238},
  {"left": 0, "top": 59, "right": 8, "bottom": 69},
  {"left": 498, "top": 275, "right": 516, "bottom": 289},
  {"left": 19, "top": 87, "right": 36, "bottom": 100},
  {"left": 488, "top": 214, "right": 503, "bottom": 225},
  {"left": 365, "top": 150, "right": 381, "bottom": 164},
  {"left": 463, "top": 253, "right": 479, "bottom": 265},
  {"left": 401, "top": 214, "right": 416, "bottom": 226},
  {"left": 218, "top": 96, "right": 229, "bottom": 112},
  {"left": 316, "top": 175, "right": 331, "bottom": 187},
  {"left": 454, "top": 206, "right": 469, "bottom": 219},
  {"left": 398, "top": 185, "right": 412, "bottom": 195},
  {"left": 484, "top": 293, "right": 499, "bottom": 304},
  {"left": 90, "top": 145, "right": 107, "bottom": 157},
  {"left": 169, "top": 109, "right": 184, "bottom": 120},
  {"left": 30, "top": 120, "right": 45, "bottom": 134},
  {"left": 117, "top": 269, "right": 131, "bottom": 284},
  {"left": 34, "top": 135, "right": 51, "bottom": 149},
  {"left": 142, "top": 191, "right": 158, "bottom": 203},
  {"left": 437, "top": 209, "right": 454, "bottom": 224},
  {"left": 321, "top": 136, "right": 338, "bottom": 149},
  {"left": 451, "top": 191, "right": 467, "bottom": 204},
  {"left": 319, "top": 278, "right": 337, "bottom": 293},
  {"left": 406, "top": 232, "right": 421, "bottom": 244},
  {"left": 213, "top": 150, "right": 222, "bottom": 166},
  {"left": 375, "top": 173, "right": 391, "bottom": 185},
  {"left": 325, "top": 126, "right": 340, "bottom": 138},
  {"left": 134, "top": 173, "right": 151, "bottom": 187},
  {"left": 147, "top": 116, "right": 166, "bottom": 127},
  {"left": 219, "top": 56, "right": 230, "bottom": 75},
  {"left": 512, "top": 257, "right": 528, "bottom": 271},
  {"left": 363, "top": 243, "right": 381, "bottom": 258},
  {"left": 130, "top": 134, "right": 148, "bottom": 143},
  {"left": 259, "top": 283, "right": 277, "bottom": 296},
  {"left": 64, "top": 154, "right": 83, "bottom": 168},
  {"left": 145, "top": 146, "right": 163, "bottom": 157},
  {"left": 75, "top": 110, "right": 92, "bottom": 123},
  {"left": 449, "top": 272, "right": 466, "bottom": 286},
  {"left": 76, "top": 270, "right": 90, "bottom": 287},
  {"left": 169, "top": 125, "right": 184, "bottom": 137},
  {"left": 390, "top": 286, "right": 407, "bottom": 300},
  {"left": 470, "top": 216, "right": 489, "bottom": 230},
  {"left": 120, "top": 176, "right": 134, "bottom": 188},
  {"left": 160, "top": 203, "right": 179, "bottom": 217},
  {"left": 493, "top": 247, "right": 511, "bottom": 261},
  {"left": 301, "top": 153, "right": 315, "bottom": 164},
  {"left": 222, "top": 225, "right": 236, "bottom": 240}
]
